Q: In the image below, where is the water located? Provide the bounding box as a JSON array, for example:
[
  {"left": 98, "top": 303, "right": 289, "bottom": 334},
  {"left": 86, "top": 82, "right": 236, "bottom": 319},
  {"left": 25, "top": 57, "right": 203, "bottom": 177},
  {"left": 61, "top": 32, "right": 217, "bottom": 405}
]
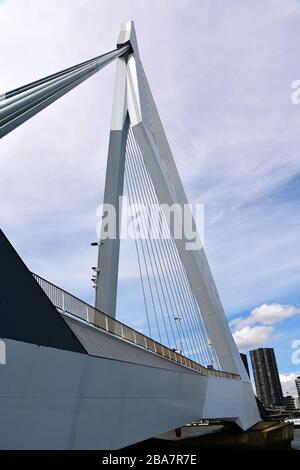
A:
[{"left": 291, "top": 428, "right": 300, "bottom": 450}]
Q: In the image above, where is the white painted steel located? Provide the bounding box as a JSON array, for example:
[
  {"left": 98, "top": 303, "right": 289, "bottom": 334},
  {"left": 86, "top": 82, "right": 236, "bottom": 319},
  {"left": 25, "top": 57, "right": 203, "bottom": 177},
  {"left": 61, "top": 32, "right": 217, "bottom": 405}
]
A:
[{"left": 0, "top": 337, "right": 259, "bottom": 449}]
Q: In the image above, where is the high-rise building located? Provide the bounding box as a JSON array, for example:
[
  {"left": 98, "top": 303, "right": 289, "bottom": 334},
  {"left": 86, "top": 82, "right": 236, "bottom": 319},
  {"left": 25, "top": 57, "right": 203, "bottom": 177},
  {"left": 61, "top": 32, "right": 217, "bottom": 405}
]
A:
[
  {"left": 283, "top": 395, "right": 296, "bottom": 411},
  {"left": 295, "top": 376, "right": 300, "bottom": 399},
  {"left": 250, "top": 348, "right": 284, "bottom": 408},
  {"left": 240, "top": 353, "right": 250, "bottom": 378}
]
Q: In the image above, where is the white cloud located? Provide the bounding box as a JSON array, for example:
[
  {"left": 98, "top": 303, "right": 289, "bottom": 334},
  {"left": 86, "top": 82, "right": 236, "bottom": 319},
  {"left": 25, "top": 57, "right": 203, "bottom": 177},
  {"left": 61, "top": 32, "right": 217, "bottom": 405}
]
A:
[
  {"left": 232, "top": 325, "right": 274, "bottom": 351},
  {"left": 280, "top": 372, "right": 300, "bottom": 398},
  {"left": 251, "top": 304, "right": 300, "bottom": 325},
  {"left": 231, "top": 302, "right": 300, "bottom": 352},
  {"left": 231, "top": 303, "right": 300, "bottom": 329}
]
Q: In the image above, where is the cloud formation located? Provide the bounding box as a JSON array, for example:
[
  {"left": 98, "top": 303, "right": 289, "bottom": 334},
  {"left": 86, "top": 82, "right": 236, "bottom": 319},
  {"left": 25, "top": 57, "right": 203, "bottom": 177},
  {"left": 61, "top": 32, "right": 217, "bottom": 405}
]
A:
[
  {"left": 231, "top": 303, "right": 300, "bottom": 351},
  {"left": 232, "top": 303, "right": 300, "bottom": 330},
  {"left": 280, "top": 372, "right": 300, "bottom": 398},
  {"left": 232, "top": 324, "right": 274, "bottom": 351}
]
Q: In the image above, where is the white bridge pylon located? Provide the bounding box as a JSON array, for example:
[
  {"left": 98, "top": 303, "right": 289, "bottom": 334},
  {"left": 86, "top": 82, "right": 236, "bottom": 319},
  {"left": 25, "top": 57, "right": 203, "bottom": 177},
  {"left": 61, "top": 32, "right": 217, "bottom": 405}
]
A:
[{"left": 96, "top": 21, "right": 251, "bottom": 383}]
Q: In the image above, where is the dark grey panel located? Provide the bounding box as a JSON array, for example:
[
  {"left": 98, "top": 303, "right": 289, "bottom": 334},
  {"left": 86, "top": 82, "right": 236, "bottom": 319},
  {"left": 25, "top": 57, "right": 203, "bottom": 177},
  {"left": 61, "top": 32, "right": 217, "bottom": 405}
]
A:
[{"left": 0, "top": 229, "right": 86, "bottom": 353}]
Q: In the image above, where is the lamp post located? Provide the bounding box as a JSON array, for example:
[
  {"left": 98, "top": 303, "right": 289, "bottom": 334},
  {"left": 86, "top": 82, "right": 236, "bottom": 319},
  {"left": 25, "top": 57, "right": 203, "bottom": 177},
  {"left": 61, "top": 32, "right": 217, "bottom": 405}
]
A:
[
  {"left": 174, "top": 316, "right": 184, "bottom": 355},
  {"left": 90, "top": 241, "right": 104, "bottom": 288}
]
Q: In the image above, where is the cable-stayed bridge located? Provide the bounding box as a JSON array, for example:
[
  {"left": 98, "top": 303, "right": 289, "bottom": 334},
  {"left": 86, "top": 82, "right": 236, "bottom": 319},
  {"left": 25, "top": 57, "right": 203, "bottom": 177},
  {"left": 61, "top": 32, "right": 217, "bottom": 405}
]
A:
[{"left": 0, "top": 21, "right": 260, "bottom": 449}]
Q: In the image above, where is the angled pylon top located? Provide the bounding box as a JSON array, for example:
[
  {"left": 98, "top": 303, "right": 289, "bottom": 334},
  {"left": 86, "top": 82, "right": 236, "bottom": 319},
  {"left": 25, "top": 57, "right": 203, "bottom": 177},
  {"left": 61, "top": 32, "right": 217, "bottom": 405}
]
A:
[
  {"left": 110, "top": 20, "right": 148, "bottom": 130},
  {"left": 116, "top": 20, "right": 140, "bottom": 58}
]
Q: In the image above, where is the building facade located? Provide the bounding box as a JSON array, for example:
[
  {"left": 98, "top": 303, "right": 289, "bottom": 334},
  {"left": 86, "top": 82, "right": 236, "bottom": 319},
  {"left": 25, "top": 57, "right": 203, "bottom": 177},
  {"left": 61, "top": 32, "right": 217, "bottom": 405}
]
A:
[
  {"left": 296, "top": 376, "right": 300, "bottom": 399},
  {"left": 283, "top": 395, "right": 296, "bottom": 411},
  {"left": 250, "top": 348, "right": 284, "bottom": 408}
]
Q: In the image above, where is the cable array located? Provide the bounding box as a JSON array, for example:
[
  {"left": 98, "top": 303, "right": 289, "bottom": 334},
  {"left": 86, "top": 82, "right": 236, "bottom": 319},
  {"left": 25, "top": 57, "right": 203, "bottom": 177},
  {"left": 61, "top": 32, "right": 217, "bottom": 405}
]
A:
[{"left": 124, "top": 127, "right": 220, "bottom": 369}]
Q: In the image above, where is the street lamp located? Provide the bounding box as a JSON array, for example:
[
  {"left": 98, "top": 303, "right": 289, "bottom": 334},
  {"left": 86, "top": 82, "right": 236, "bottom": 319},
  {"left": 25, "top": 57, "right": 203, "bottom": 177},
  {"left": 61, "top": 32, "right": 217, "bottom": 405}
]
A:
[
  {"left": 90, "top": 242, "right": 104, "bottom": 288},
  {"left": 174, "top": 316, "right": 184, "bottom": 355},
  {"left": 207, "top": 338, "right": 215, "bottom": 369}
]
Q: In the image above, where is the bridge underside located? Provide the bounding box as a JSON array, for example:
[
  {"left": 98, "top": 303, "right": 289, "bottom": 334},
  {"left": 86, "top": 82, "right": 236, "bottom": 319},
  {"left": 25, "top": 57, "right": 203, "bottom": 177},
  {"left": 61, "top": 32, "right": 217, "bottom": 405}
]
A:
[{"left": 0, "top": 335, "right": 258, "bottom": 450}]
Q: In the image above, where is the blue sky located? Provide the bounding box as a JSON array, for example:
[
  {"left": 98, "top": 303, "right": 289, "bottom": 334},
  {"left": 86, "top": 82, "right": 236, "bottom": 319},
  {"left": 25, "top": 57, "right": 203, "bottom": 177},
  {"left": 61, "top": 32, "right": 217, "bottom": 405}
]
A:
[{"left": 0, "top": 0, "right": 300, "bottom": 395}]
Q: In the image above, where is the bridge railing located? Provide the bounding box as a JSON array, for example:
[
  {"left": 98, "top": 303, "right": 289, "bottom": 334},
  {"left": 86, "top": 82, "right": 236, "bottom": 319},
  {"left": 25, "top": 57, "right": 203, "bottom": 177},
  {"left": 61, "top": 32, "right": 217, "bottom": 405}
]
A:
[{"left": 32, "top": 273, "right": 241, "bottom": 381}]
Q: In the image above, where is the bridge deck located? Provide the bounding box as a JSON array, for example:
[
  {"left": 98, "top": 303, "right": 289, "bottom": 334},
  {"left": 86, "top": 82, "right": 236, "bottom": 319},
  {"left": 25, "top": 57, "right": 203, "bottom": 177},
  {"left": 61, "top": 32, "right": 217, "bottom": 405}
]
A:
[{"left": 32, "top": 273, "right": 240, "bottom": 381}]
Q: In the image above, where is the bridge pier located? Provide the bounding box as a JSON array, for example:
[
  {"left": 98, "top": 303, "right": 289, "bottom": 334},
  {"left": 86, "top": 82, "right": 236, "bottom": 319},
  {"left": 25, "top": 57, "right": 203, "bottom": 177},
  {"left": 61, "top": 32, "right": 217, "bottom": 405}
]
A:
[{"left": 131, "top": 421, "right": 294, "bottom": 450}]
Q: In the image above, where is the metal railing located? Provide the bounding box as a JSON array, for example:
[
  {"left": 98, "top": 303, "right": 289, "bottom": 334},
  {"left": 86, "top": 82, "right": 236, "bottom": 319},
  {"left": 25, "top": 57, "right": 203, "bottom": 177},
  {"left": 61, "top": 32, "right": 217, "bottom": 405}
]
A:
[{"left": 32, "top": 273, "right": 241, "bottom": 381}]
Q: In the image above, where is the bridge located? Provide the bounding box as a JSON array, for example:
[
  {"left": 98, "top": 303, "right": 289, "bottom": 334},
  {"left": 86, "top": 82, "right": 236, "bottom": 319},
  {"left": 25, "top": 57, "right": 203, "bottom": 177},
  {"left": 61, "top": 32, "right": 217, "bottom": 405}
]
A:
[{"left": 0, "top": 21, "right": 260, "bottom": 449}]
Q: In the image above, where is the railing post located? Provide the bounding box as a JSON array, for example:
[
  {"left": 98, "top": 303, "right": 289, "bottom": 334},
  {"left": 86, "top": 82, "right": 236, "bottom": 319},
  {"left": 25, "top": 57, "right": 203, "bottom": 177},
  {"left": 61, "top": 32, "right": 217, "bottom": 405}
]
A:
[
  {"left": 62, "top": 292, "right": 65, "bottom": 312},
  {"left": 86, "top": 306, "right": 89, "bottom": 323}
]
